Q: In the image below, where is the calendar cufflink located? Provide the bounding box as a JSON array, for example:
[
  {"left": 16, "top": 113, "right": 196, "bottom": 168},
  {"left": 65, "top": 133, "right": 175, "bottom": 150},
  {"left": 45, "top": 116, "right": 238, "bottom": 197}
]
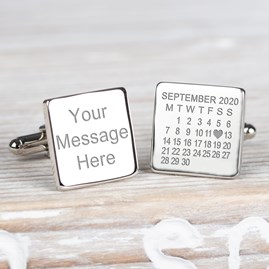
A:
[
  {"left": 151, "top": 82, "right": 256, "bottom": 178},
  {"left": 9, "top": 88, "right": 138, "bottom": 190}
]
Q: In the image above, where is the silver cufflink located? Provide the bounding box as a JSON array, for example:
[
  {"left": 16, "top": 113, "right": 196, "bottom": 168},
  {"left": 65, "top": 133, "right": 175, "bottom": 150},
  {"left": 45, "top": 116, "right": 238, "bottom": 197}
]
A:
[
  {"left": 151, "top": 82, "right": 256, "bottom": 178},
  {"left": 10, "top": 88, "right": 138, "bottom": 190}
]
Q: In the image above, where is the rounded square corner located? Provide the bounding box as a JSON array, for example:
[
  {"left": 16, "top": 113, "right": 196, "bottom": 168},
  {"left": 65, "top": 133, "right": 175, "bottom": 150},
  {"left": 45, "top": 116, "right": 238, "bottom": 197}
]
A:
[
  {"left": 156, "top": 81, "right": 165, "bottom": 88},
  {"left": 128, "top": 163, "right": 139, "bottom": 177},
  {"left": 43, "top": 99, "right": 51, "bottom": 107},
  {"left": 56, "top": 183, "right": 68, "bottom": 191},
  {"left": 227, "top": 169, "right": 241, "bottom": 179},
  {"left": 120, "top": 156, "right": 139, "bottom": 179},
  {"left": 117, "top": 87, "right": 127, "bottom": 94},
  {"left": 150, "top": 160, "right": 161, "bottom": 174},
  {"left": 156, "top": 81, "right": 167, "bottom": 93},
  {"left": 238, "top": 87, "right": 246, "bottom": 95}
]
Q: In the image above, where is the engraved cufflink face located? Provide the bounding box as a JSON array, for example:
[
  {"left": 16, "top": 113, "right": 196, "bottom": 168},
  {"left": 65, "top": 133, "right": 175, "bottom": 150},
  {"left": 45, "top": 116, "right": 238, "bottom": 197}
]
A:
[
  {"left": 43, "top": 88, "right": 138, "bottom": 190},
  {"left": 151, "top": 82, "right": 246, "bottom": 178}
]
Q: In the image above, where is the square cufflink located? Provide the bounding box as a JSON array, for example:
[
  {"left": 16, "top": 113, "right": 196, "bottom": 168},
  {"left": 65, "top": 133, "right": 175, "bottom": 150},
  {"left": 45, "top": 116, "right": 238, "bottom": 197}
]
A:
[
  {"left": 151, "top": 82, "right": 256, "bottom": 178},
  {"left": 10, "top": 88, "right": 138, "bottom": 190}
]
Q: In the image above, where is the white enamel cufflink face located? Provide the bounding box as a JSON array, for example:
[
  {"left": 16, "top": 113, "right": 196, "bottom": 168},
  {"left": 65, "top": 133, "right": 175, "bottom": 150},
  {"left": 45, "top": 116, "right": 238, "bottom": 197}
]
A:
[
  {"left": 151, "top": 82, "right": 256, "bottom": 178},
  {"left": 10, "top": 88, "right": 138, "bottom": 190}
]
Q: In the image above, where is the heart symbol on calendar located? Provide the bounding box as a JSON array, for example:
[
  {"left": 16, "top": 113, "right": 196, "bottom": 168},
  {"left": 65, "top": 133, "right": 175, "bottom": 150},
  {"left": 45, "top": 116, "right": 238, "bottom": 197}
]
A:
[{"left": 213, "top": 129, "right": 223, "bottom": 139}]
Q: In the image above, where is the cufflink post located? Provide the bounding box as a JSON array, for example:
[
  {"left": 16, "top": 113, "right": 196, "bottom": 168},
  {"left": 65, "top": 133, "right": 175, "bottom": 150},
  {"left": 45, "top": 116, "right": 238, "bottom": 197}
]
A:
[
  {"left": 9, "top": 125, "right": 48, "bottom": 156},
  {"left": 244, "top": 123, "right": 256, "bottom": 140}
]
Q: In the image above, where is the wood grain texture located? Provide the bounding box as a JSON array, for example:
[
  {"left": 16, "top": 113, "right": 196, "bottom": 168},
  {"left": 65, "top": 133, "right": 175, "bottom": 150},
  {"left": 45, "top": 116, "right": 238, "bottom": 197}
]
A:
[{"left": 0, "top": 0, "right": 269, "bottom": 268}]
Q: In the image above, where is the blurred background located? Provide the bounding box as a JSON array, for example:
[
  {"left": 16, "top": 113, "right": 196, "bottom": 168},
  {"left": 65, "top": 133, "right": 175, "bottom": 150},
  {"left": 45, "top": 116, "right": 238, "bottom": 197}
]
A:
[
  {"left": 1, "top": 0, "right": 268, "bottom": 166},
  {"left": 1, "top": 1, "right": 269, "bottom": 96}
]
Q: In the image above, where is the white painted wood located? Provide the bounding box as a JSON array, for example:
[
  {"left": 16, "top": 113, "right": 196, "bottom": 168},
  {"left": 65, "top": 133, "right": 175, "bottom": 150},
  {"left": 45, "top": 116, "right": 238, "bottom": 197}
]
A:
[{"left": 0, "top": 0, "right": 269, "bottom": 268}]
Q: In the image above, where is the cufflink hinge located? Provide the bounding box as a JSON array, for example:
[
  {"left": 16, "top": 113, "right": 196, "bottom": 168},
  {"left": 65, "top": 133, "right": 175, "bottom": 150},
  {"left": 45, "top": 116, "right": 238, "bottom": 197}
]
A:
[{"left": 9, "top": 125, "right": 48, "bottom": 156}]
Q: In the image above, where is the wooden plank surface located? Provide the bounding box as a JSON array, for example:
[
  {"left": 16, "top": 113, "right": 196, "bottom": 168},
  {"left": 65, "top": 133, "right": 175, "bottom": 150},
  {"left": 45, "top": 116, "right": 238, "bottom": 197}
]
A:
[{"left": 0, "top": 0, "right": 269, "bottom": 268}]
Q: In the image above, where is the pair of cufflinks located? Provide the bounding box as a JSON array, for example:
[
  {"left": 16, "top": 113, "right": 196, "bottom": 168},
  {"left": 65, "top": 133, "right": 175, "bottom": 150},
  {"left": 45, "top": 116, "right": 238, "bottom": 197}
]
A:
[{"left": 10, "top": 82, "right": 256, "bottom": 191}]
